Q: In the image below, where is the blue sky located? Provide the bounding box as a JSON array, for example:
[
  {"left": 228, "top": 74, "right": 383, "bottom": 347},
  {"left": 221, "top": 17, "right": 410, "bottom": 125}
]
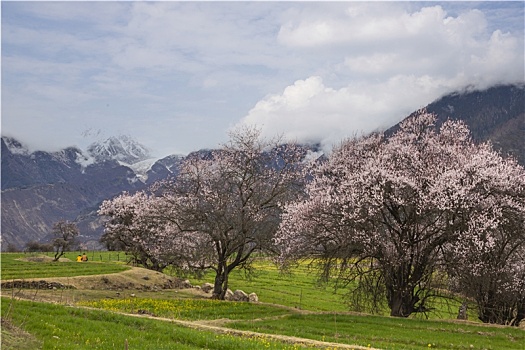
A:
[{"left": 2, "top": 1, "right": 524, "bottom": 157}]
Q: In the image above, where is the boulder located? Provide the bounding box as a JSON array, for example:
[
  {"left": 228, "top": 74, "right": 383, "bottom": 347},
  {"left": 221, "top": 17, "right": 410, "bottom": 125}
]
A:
[
  {"left": 224, "top": 289, "right": 234, "bottom": 301},
  {"left": 232, "top": 289, "right": 249, "bottom": 302},
  {"left": 248, "top": 292, "right": 259, "bottom": 303},
  {"left": 181, "top": 279, "right": 193, "bottom": 289},
  {"left": 201, "top": 282, "right": 214, "bottom": 293}
]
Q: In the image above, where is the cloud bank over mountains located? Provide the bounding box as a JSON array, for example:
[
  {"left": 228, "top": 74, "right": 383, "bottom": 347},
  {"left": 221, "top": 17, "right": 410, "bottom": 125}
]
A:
[
  {"left": 237, "top": 4, "right": 524, "bottom": 149},
  {"left": 2, "top": 2, "right": 523, "bottom": 155}
]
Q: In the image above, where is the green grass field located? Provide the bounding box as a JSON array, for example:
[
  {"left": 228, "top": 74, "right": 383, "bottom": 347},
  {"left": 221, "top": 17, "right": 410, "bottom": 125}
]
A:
[
  {"left": 186, "top": 259, "right": 354, "bottom": 312},
  {"left": 1, "top": 298, "right": 311, "bottom": 350},
  {"left": 230, "top": 313, "right": 525, "bottom": 350},
  {"left": 0, "top": 252, "right": 129, "bottom": 280},
  {"left": 80, "top": 297, "right": 296, "bottom": 321},
  {"left": 188, "top": 259, "right": 461, "bottom": 319},
  {"left": 1, "top": 252, "right": 524, "bottom": 350}
]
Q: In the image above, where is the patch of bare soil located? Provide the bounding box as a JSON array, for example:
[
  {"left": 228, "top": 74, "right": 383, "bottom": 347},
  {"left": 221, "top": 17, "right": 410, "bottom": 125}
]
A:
[
  {"left": 54, "top": 266, "right": 182, "bottom": 290},
  {"left": 17, "top": 256, "right": 71, "bottom": 263}
]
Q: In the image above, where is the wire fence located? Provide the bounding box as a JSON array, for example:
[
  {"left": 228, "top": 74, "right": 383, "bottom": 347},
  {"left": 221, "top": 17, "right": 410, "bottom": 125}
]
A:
[{"left": 39, "top": 250, "right": 127, "bottom": 262}]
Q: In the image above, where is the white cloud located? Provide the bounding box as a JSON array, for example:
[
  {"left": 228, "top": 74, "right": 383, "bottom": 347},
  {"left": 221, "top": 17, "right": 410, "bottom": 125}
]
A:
[
  {"left": 2, "top": 2, "right": 523, "bottom": 156},
  {"left": 237, "top": 75, "right": 450, "bottom": 150},
  {"left": 237, "top": 4, "right": 524, "bottom": 150}
]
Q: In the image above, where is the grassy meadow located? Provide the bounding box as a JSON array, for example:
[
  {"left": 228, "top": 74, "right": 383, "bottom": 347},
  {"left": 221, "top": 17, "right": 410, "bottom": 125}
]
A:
[
  {"left": 229, "top": 313, "right": 525, "bottom": 350},
  {"left": 0, "top": 251, "right": 129, "bottom": 280},
  {"left": 186, "top": 259, "right": 462, "bottom": 319},
  {"left": 185, "top": 258, "right": 351, "bottom": 312},
  {"left": 1, "top": 298, "right": 311, "bottom": 350},
  {"left": 1, "top": 252, "right": 524, "bottom": 350}
]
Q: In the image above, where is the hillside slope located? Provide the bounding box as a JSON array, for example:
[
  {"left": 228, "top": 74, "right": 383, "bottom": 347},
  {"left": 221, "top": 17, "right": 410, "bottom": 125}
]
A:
[{"left": 388, "top": 84, "right": 524, "bottom": 164}]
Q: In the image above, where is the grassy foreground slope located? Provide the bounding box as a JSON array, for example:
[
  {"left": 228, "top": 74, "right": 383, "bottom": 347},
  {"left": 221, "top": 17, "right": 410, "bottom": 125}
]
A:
[
  {"left": 1, "top": 253, "right": 524, "bottom": 350},
  {"left": 1, "top": 298, "right": 315, "bottom": 350},
  {"left": 230, "top": 313, "right": 525, "bottom": 350}
]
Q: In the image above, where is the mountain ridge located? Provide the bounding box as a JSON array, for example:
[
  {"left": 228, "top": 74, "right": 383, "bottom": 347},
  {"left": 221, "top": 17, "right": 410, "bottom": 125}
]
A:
[
  {"left": 2, "top": 83, "right": 524, "bottom": 250},
  {"left": 387, "top": 83, "right": 525, "bottom": 164}
]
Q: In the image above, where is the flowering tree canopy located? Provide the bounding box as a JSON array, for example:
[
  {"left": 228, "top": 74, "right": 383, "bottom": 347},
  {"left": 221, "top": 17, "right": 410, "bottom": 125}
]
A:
[
  {"left": 154, "top": 127, "right": 307, "bottom": 298},
  {"left": 446, "top": 151, "right": 525, "bottom": 325},
  {"left": 276, "top": 111, "right": 525, "bottom": 320},
  {"left": 99, "top": 191, "right": 171, "bottom": 271},
  {"left": 100, "top": 127, "right": 307, "bottom": 298},
  {"left": 99, "top": 190, "right": 215, "bottom": 273}
]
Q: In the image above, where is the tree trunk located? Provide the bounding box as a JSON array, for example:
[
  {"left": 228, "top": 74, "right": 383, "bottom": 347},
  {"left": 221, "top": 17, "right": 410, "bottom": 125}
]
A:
[
  {"left": 212, "top": 274, "right": 223, "bottom": 299},
  {"left": 510, "top": 299, "right": 525, "bottom": 327},
  {"left": 219, "top": 272, "right": 229, "bottom": 300},
  {"left": 53, "top": 249, "right": 64, "bottom": 262},
  {"left": 212, "top": 261, "right": 228, "bottom": 299},
  {"left": 479, "top": 298, "right": 524, "bottom": 326},
  {"left": 477, "top": 291, "right": 501, "bottom": 324},
  {"left": 385, "top": 264, "right": 419, "bottom": 317},
  {"left": 388, "top": 289, "right": 415, "bottom": 317}
]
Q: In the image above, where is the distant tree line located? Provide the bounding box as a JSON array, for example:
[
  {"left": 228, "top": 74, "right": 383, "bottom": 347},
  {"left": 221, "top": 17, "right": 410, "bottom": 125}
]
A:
[{"left": 99, "top": 114, "right": 525, "bottom": 326}]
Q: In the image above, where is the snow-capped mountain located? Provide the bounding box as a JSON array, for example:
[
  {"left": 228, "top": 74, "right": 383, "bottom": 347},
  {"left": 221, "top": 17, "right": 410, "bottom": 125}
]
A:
[
  {"left": 144, "top": 154, "right": 185, "bottom": 185},
  {"left": 87, "top": 135, "right": 152, "bottom": 165},
  {"left": 0, "top": 132, "right": 188, "bottom": 249},
  {"left": 0, "top": 135, "right": 154, "bottom": 249}
]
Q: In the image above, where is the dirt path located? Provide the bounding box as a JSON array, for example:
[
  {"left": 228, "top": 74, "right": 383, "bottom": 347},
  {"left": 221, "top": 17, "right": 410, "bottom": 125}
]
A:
[
  {"left": 1, "top": 291, "right": 380, "bottom": 349},
  {"left": 73, "top": 304, "right": 381, "bottom": 350}
]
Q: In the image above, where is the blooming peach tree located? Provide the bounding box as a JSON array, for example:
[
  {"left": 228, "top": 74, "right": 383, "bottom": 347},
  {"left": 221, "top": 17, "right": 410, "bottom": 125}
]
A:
[
  {"left": 99, "top": 191, "right": 172, "bottom": 271},
  {"left": 275, "top": 111, "right": 525, "bottom": 320},
  {"left": 154, "top": 127, "right": 307, "bottom": 299},
  {"left": 100, "top": 127, "right": 307, "bottom": 298},
  {"left": 444, "top": 146, "right": 525, "bottom": 325},
  {"left": 99, "top": 189, "right": 215, "bottom": 273}
]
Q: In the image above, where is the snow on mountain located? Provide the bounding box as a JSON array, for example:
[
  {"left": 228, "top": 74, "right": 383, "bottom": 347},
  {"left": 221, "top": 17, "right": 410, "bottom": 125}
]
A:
[
  {"left": 126, "top": 157, "right": 159, "bottom": 182},
  {"left": 2, "top": 136, "right": 30, "bottom": 155},
  {"left": 74, "top": 151, "right": 96, "bottom": 169},
  {"left": 87, "top": 135, "right": 152, "bottom": 165},
  {"left": 2, "top": 136, "right": 94, "bottom": 168},
  {"left": 2, "top": 134, "right": 167, "bottom": 182}
]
